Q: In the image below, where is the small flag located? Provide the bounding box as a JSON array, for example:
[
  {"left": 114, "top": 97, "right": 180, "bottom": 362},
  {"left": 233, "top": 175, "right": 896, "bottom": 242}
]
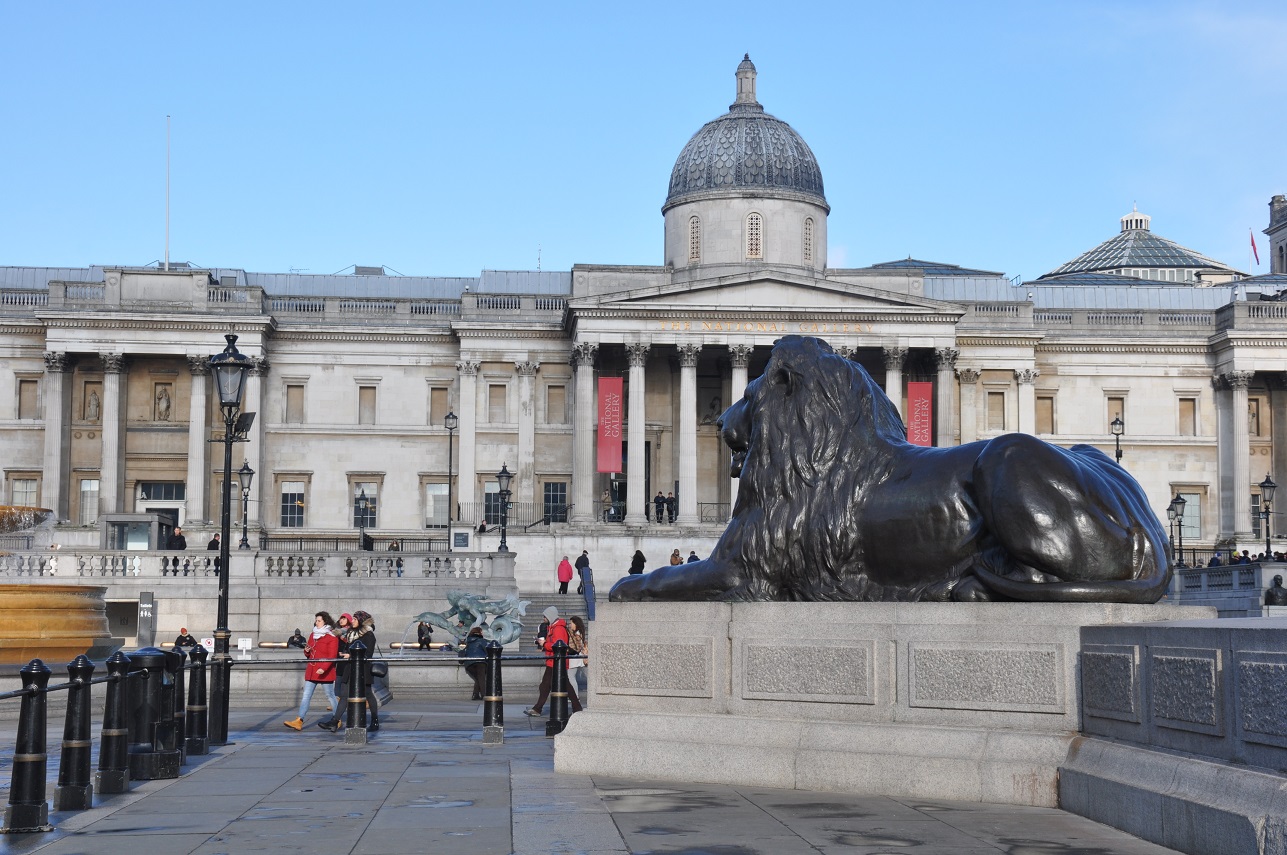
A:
[{"left": 1251, "top": 229, "right": 1260, "bottom": 265}]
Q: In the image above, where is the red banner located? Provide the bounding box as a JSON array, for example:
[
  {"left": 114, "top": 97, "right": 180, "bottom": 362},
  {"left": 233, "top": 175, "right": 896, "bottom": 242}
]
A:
[
  {"left": 597, "top": 377, "right": 624, "bottom": 472},
  {"left": 906, "top": 382, "right": 933, "bottom": 447}
]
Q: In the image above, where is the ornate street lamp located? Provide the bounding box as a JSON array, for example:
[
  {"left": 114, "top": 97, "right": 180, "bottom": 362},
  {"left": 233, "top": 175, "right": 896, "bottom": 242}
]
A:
[
  {"left": 1261, "top": 473, "right": 1277, "bottom": 558},
  {"left": 357, "top": 488, "right": 370, "bottom": 550},
  {"left": 1166, "top": 503, "right": 1178, "bottom": 565},
  {"left": 237, "top": 461, "right": 254, "bottom": 550},
  {"left": 207, "top": 333, "right": 253, "bottom": 746},
  {"left": 1110, "top": 416, "right": 1124, "bottom": 464},
  {"left": 496, "top": 463, "right": 513, "bottom": 553},
  {"left": 1169, "top": 493, "right": 1186, "bottom": 568},
  {"left": 445, "top": 411, "right": 457, "bottom": 552}
]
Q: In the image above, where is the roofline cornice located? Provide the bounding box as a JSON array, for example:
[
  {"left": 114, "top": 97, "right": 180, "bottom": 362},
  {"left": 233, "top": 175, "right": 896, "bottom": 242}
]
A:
[
  {"left": 1035, "top": 343, "right": 1211, "bottom": 355},
  {"left": 37, "top": 313, "right": 276, "bottom": 334},
  {"left": 571, "top": 307, "right": 962, "bottom": 324}
]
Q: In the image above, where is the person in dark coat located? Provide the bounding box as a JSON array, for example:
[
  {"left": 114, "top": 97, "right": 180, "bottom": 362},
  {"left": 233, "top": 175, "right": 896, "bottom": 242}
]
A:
[
  {"left": 416, "top": 621, "right": 434, "bottom": 650},
  {"left": 166, "top": 526, "right": 187, "bottom": 550},
  {"left": 629, "top": 550, "right": 646, "bottom": 575},
  {"left": 318, "top": 610, "right": 380, "bottom": 732},
  {"left": 665, "top": 492, "right": 677, "bottom": 523},
  {"left": 653, "top": 492, "right": 666, "bottom": 524},
  {"left": 459, "top": 626, "right": 489, "bottom": 700},
  {"left": 173, "top": 627, "right": 197, "bottom": 648},
  {"left": 687, "top": 550, "right": 700, "bottom": 563},
  {"left": 286, "top": 628, "right": 307, "bottom": 649},
  {"left": 523, "top": 606, "right": 582, "bottom": 717}
]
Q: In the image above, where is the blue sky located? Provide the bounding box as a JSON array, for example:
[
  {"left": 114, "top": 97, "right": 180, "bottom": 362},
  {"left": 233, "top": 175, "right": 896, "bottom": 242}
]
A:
[{"left": 3, "top": 2, "right": 1284, "bottom": 282}]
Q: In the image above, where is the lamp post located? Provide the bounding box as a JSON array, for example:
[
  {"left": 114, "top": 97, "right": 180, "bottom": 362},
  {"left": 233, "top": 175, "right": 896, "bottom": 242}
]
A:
[
  {"left": 445, "top": 411, "right": 457, "bottom": 552},
  {"left": 496, "top": 463, "right": 512, "bottom": 553},
  {"left": 1169, "top": 493, "right": 1186, "bottom": 568},
  {"left": 1110, "top": 416, "right": 1124, "bottom": 464},
  {"left": 1166, "top": 504, "right": 1178, "bottom": 565},
  {"left": 237, "top": 461, "right": 254, "bottom": 550},
  {"left": 1261, "top": 473, "right": 1277, "bottom": 558},
  {"left": 356, "top": 488, "right": 370, "bottom": 550},
  {"left": 207, "top": 333, "right": 253, "bottom": 746}
]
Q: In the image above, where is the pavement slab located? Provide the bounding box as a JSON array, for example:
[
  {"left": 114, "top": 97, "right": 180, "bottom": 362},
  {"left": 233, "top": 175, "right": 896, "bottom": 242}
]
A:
[{"left": 0, "top": 701, "right": 1186, "bottom": 855}]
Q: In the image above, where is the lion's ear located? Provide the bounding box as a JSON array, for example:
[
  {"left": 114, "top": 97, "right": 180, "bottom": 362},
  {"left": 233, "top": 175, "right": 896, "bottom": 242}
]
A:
[{"left": 772, "top": 366, "right": 800, "bottom": 396}]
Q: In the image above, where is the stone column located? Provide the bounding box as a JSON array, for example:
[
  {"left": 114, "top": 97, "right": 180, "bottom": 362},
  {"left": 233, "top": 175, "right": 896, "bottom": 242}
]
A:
[
  {"left": 244, "top": 357, "right": 268, "bottom": 528},
  {"left": 570, "top": 344, "right": 598, "bottom": 525},
  {"left": 1015, "top": 368, "right": 1039, "bottom": 435},
  {"left": 455, "top": 360, "right": 481, "bottom": 519},
  {"left": 935, "top": 348, "right": 959, "bottom": 447},
  {"left": 883, "top": 347, "right": 906, "bottom": 418},
  {"left": 956, "top": 368, "right": 980, "bottom": 444},
  {"left": 624, "top": 343, "right": 650, "bottom": 525},
  {"left": 99, "top": 353, "right": 125, "bottom": 518},
  {"left": 41, "top": 352, "right": 72, "bottom": 520},
  {"left": 1225, "top": 371, "right": 1255, "bottom": 540},
  {"left": 728, "top": 344, "right": 752, "bottom": 514},
  {"left": 515, "top": 361, "right": 539, "bottom": 508},
  {"left": 677, "top": 343, "right": 701, "bottom": 525},
  {"left": 185, "top": 356, "right": 209, "bottom": 523}
]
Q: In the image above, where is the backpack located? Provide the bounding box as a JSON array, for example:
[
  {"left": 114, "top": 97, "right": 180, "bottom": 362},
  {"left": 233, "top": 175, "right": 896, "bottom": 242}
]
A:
[{"left": 569, "top": 629, "right": 585, "bottom": 654}]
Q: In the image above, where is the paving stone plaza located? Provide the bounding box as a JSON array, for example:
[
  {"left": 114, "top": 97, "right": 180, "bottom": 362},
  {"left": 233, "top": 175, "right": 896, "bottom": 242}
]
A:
[{"left": 0, "top": 700, "right": 1185, "bottom": 855}]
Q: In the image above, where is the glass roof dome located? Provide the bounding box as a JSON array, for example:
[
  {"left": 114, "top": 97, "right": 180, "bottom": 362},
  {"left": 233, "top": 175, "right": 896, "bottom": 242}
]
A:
[{"left": 663, "top": 56, "right": 827, "bottom": 213}]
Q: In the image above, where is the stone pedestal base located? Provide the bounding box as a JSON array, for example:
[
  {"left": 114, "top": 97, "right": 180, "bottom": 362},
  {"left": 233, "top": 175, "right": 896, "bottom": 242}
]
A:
[
  {"left": 53, "top": 782, "right": 93, "bottom": 812},
  {"left": 555, "top": 601, "right": 1209, "bottom": 807},
  {"left": 95, "top": 768, "right": 128, "bottom": 795},
  {"left": 1, "top": 801, "right": 51, "bottom": 834},
  {"left": 127, "top": 748, "right": 180, "bottom": 781}
]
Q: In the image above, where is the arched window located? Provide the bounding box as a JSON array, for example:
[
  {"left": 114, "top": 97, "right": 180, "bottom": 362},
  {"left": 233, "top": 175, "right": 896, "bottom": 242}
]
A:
[
  {"left": 803, "top": 218, "right": 814, "bottom": 264},
  {"left": 688, "top": 216, "right": 701, "bottom": 263},
  {"left": 746, "top": 212, "right": 763, "bottom": 259},
  {"left": 1278, "top": 245, "right": 1284, "bottom": 274}
]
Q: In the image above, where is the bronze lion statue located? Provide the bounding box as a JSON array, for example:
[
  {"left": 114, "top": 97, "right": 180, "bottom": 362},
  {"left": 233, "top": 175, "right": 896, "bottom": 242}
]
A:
[{"left": 610, "top": 335, "right": 1172, "bottom": 603}]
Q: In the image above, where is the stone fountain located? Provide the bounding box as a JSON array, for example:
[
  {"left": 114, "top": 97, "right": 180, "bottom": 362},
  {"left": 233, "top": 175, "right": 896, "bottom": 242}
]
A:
[{"left": 0, "top": 506, "right": 116, "bottom": 666}]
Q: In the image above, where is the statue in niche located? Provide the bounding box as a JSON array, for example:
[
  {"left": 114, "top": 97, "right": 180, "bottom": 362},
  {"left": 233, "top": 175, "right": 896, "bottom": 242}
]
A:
[
  {"left": 700, "top": 396, "right": 722, "bottom": 425},
  {"left": 85, "top": 390, "right": 100, "bottom": 422},
  {"left": 1266, "top": 575, "right": 1287, "bottom": 606},
  {"left": 156, "top": 387, "right": 171, "bottom": 421},
  {"left": 611, "top": 335, "right": 1173, "bottom": 604}
]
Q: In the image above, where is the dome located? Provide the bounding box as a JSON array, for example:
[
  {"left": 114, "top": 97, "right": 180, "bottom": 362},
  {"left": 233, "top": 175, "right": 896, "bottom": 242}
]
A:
[{"left": 664, "top": 55, "right": 827, "bottom": 213}]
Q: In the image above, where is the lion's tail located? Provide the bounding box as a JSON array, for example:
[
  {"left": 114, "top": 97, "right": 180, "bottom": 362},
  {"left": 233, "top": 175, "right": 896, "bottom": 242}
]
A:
[{"left": 969, "top": 526, "right": 1172, "bottom": 604}]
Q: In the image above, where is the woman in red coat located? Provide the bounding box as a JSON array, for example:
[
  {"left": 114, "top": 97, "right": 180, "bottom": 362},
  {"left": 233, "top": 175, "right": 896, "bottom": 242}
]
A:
[
  {"left": 284, "top": 611, "right": 339, "bottom": 730},
  {"left": 557, "top": 555, "right": 575, "bottom": 594},
  {"left": 524, "top": 606, "right": 582, "bottom": 717}
]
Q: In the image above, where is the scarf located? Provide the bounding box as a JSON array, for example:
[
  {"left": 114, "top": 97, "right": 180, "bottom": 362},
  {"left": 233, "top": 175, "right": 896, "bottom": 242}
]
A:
[{"left": 311, "top": 625, "right": 332, "bottom": 640}]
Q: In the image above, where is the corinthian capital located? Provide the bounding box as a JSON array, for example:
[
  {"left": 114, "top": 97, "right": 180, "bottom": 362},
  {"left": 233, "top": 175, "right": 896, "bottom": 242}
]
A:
[
  {"left": 956, "top": 368, "right": 981, "bottom": 384},
  {"left": 935, "top": 348, "right": 960, "bottom": 370},
  {"left": 882, "top": 347, "right": 907, "bottom": 370},
  {"left": 187, "top": 355, "right": 210, "bottom": 375},
  {"left": 515, "top": 360, "right": 540, "bottom": 376},
  {"left": 249, "top": 356, "right": 270, "bottom": 377},
  {"left": 625, "top": 343, "right": 650, "bottom": 369},
  {"left": 100, "top": 353, "right": 125, "bottom": 374},
  {"left": 677, "top": 343, "right": 702, "bottom": 368},
  {"left": 1014, "top": 368, "right": 1040, "bottom": 385},
  {"left": 571, "top": 343, "right": 598, "bottom": 369},
  {"left": 456, "top": 360, "right": 481, "bottom": 376},
  {"left": 728, "top": 344, "right": 753, "bottom": 368},
  {"left": 44, "top": 351, "right": 69, "bottom": 373},
  {"left": 1222, "top": 370, "right": 1254, "bottom": 389}
]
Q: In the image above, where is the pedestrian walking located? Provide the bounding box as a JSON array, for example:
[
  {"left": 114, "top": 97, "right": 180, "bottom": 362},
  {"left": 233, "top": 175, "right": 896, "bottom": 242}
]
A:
[
  {"left": 284, "top": 611, "right": 339, "bottom": 730},
  {"left": 459, "top": 626, "right": 488, "bottom": 700},
  {"left": 557, "top": 555, "right": 574, "bottom": 594},
  {"left": 318, "top": 610, "right": 380, "bottom": 732},
  {"left": 524, "top": 606, "right": 582, "bottom": 717},
  {"left": 629, "top": 549, "right": 646, "bottom": 575}
]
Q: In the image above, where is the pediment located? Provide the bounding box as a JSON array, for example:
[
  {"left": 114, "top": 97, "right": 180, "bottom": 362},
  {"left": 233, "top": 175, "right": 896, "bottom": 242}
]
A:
[{"left": 576, "top": 268, "right": 957, "bottom": 315}]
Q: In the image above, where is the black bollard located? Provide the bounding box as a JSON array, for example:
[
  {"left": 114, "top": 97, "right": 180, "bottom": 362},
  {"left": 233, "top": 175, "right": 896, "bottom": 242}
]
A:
[
  {"left": 96, "top": 652, "right": 132, "bottom": 794},
  {"left": 344, "top": 640, "right": 369, "bottom": 745},
  {"left": 546, "top": 640, "right": 570, "bottom": 738},
  {"left": 54, "top": 655, "right": 96, "bottom": 811},
  {"left": 125, "top": 648, "right": 181, "bottom": 781},
  {"left": 482, "top": 640, "right": 504, "bottom": 745},
  {"left": 185, "top": 644, "right": 209, "bottom": 756},
  {"left": 3, "top": 658, "right": 53, "bottom": 833},
  {"left": 163, "top": 647, "right": 187, "bottom": 765}
]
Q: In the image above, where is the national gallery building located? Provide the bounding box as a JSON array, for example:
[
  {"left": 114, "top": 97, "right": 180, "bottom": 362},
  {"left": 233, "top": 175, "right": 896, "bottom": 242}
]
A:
[{"left": 4, "top": 56, "right": 1287, "bottom": 574}]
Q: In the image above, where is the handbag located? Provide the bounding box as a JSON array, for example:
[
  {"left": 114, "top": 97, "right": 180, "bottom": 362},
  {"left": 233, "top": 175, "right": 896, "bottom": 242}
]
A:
[{"left": 370, "top": 646, "right": 393, "bottom": 706}]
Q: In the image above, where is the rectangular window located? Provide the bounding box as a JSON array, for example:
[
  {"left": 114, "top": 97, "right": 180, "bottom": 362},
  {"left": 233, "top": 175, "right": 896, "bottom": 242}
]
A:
[
  {"left": 1178, "top": 398, "right": 1197, "bottom": 436},
  {"left": 79, "top": 479, "right": 100, "bottom": 525},
  {"left": 546, "top": 385, "right": 567, "bottom": 424},
  {"left": 986, "top": 391, "right": 1005, "bottom": 431},
  {"left": 285, "top": 384, "right": 304, "bottom": 424},
  {"left": 358, "top": 386, "right": 377, "bottom": 425},
  {"left": 1248, "top": 398, "right": 1263, "bottom": 436},
  {"left": 1035, "top": 395, "right": 1055, "bottom": 435},
  {"left": 137, "top": 482, "right": 186, "bottom": 501},
  {"left": 353, "top": 482, "right": 378, "bottom": 529},
  {"left": 484, "top": 481, "right": 503, "bottom": 525},
  {"left": 1180, "top": 492, "right": 1200, "bottom": 540},
  {"left": 1106, "top": 396, "right": 1124, "bottom": 430},
  {"left": 543, "top": 482, "right": 568, "bottom": 523},
  {"left": 429, "top": 387, "right": 449, "bottom": 426},
  {"left": 18, "top": 379, "right": 38, "bottom": 420},
  {"left": 1252, "top": 493, "right": 1263, "bottom": 541},
  {"left": 12, "top": 478, "right": 37, "bottom": 506},
  {"left": 280, "top": 481, "right": 305, "bottom": 528},
  {"left": 425, "top": 482, "right": 449, "bottom": 527},
  {"left": 488, "top": 384, "right": 506, "bottom": 422}
]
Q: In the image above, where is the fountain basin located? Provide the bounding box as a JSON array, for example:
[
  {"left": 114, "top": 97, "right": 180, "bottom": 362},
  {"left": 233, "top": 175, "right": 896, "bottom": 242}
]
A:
[
  {"left": 0, "top": 506, "right": 54, "bottom": 534},
  {"left": 0, "top": 584, "right": 116, "bottom": 666}
]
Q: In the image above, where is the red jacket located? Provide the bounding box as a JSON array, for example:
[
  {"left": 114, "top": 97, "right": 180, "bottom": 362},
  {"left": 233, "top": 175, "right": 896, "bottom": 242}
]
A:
[
  {"left": 305, "top": 631, "right": 339, "bottom": 683},
  {"left": 557, "top": 559, "right": 574, "bottom": 583},
  {"left": 542, "top": 618, "right": 570, "bottom": 668}
]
